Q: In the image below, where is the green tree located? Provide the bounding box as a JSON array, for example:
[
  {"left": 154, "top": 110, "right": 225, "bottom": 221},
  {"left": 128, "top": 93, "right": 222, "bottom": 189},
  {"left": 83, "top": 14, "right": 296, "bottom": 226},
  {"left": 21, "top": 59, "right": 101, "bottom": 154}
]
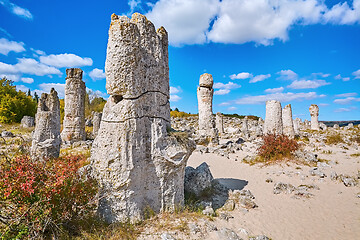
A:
[{"left": 0, "top": 77, "right": 37, "bottom": 123}]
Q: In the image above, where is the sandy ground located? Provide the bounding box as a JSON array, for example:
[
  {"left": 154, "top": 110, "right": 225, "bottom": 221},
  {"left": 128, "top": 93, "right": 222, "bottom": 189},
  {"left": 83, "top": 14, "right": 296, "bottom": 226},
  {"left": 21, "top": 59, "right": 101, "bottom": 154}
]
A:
[{"left": 187, "top": 146, "right": 360, "bottom": 240}]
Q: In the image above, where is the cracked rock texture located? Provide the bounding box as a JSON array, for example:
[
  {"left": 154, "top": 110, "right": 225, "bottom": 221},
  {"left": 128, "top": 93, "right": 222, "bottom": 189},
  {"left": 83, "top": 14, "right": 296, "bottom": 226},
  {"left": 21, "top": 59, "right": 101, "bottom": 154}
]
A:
[
  {"left": 92, "top": 112, "right": 102, "bottom": 137},
  {"left": 264, "top": 100, "right": 283, "bottom": 135},
  {"left": 20, "top": 116, "right": 34, "bottom": 128},
  {"left": 282, "top": 104, "right": 295, "bottom": 138},
  {"left": 197, "top": 73, "right": 218, "bottom": 142},
  {"left": 91, "top": 13, "right": 195, "bottom": 223},
  {"left": 31, "top": 88, "right": 61, "bottom": 159},
  {"left": 215, "top": 112, "right": 224, "bottom": 135},
  {"left": 309, "top": 104, "right": 320, "bottom": 130},
  {"left": 61, "top": 68, "right": 86, "bottom": 142}
]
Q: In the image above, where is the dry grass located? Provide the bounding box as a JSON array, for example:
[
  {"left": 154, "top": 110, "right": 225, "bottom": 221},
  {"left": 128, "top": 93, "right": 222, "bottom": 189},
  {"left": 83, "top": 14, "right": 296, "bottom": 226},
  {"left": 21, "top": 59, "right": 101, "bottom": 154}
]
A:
[{"left": 325, "top": 133, "right": 344, "bottom": 145}]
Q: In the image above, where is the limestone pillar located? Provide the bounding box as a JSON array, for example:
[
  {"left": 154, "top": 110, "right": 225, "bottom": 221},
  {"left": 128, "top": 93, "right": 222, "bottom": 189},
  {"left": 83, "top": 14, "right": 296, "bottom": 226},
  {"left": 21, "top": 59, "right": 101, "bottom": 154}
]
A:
[
  {"left": 91, "top": 13, "right": 195, "bottom": 223},
  {"left": 282, "top": 104, "right": 295, "bottom": 138},
  {"left": 31, "top": 88, "right": 61, "bottom": 159},
  {"left": 293, "top": 118, "right": 301, "bottom": 135},
  {"left": 61, "top": 68, "right": 86, "bottom": 142},
  {"left": 264, "top": 100, "right": 283, "bottom": 135},
  {"left": 92, "top": 112, "right": 102, "bottom": 137},
  {"left": 215, "top": 112, "right": 224, "bottom": 135},
  {"left": 309, "top": 104, "right": 320, "bottom": 130},
  {"left": 197, "top": 73, "right": 218, "bottom": 141}
]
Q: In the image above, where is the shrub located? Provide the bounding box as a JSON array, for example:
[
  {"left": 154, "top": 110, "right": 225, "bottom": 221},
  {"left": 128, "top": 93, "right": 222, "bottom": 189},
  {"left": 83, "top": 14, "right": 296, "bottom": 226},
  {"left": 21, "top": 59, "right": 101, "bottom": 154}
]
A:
[
  {"left": 0, "top": 155, "right": 98, "bottom": 239},
  {"left": 325, "top": 133, "right": 344, "bottom": 145},
  {"left": 257, "top": 134, "right": 299, "bottom": 163}
]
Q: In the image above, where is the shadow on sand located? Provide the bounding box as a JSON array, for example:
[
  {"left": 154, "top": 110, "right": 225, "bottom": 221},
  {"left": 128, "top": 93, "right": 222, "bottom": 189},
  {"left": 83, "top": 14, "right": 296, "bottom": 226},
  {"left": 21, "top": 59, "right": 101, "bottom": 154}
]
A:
[{"left": 216, "top": 178, "right": 248, "bottom": 191}]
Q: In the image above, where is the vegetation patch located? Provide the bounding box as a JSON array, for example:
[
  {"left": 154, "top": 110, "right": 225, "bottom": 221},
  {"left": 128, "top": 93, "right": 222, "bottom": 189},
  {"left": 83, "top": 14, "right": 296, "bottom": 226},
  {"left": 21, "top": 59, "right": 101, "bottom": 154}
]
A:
[{"left": 325, "top": 133, "right": 344, "bottom": 145}]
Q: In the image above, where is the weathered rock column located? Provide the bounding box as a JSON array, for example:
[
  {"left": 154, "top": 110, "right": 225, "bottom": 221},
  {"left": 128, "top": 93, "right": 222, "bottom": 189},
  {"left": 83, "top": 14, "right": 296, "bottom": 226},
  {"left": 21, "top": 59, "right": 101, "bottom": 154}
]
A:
[
  {"left": 215, "top": 112, "right": 224, "bottom": 135},
  {"left": 91, "top": 13, "right": 195, "bottom": 223},
  {"left": 61, "top": 68, "right": 86, "bottom": 142},
  {"left": 264, "top": 100, "right": 283, "bottom": 135},
  {"left": 197, "top": 73, "right": 218, "bottom": 141},
  {"left": 30, "top": 88, "right": 61, "bottom": 159},
  {"left": 309, "top": 104, "right": 320, "bottom": 130},
  {"left": 282, "top": 104, "right": 295, "bottom": 138},
  {"left": 21, "top": 116, "right": 35, "bottom": 128},
  {"left": 92, "top": 112, "right": 102, "bottom": 137},
  {"left": 293, "top": 118, "right": 301, "bottom": 135}
]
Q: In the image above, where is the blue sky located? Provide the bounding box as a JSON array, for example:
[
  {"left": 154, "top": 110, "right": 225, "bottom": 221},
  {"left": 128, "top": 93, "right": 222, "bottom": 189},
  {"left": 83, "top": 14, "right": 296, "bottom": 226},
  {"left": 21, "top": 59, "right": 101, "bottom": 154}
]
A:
[{"left": 0, "top": 0, "right": 359, "bottom": 121}]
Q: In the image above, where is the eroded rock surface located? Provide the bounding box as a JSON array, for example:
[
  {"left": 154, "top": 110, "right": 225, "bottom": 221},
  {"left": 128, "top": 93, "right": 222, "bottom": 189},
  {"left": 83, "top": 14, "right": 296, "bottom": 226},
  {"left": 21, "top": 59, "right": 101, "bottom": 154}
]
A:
[
  {"left": 309, "top": 104, "right": 320, "bottom": 130},
  {"left": 91, "top": 13, "right": 195, "bottom": 223},
  {"left": 30, "top": 88, "right": 61, "bottom": 159},
  {"left": 20, "top": 116, "right": 35, "bottom": 128},
  {"left": 282, "top": 104, "right": 295, "bottom": 138},
  {"left": 264, "top": 100, "right": 283, "bottom": 135}
]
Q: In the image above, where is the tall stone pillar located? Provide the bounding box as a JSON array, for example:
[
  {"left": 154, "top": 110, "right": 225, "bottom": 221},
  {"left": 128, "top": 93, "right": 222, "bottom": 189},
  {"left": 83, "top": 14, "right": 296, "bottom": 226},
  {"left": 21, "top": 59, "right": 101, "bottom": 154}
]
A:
[
  {"left": 264, "top": 100, "right": 283, "bottom": 135},
  {"left": 309, "top": 104, "right": 320, "bottom": 130},
  {"left": 92, "top": 112, "right": 102, "bottom": 137},
  {"left": 293, "top": 118, "right": 301, "bottom": 135},
  {"left": 215, "top": 112, "right": 224, "bottom": 135},
  {"left": 282, "top": 104, "right": 295, "bottom": 138},
  {"left": 31, "top": 88, "right": 61, "bottom": 159},
  {"left": 61, "top": 68, "right": 86, "bottom": 142},
  {"left": 197, "top": 73, "right": 218, "bottom": 141},
  {"left": 91, "top": 13, "right": 195, "bottom": 223}
]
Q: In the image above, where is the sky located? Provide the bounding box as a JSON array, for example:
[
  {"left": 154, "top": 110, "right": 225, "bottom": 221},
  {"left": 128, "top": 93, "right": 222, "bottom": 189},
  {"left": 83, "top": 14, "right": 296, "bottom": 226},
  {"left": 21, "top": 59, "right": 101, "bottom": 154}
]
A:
[{"left": 0, "top": 0, "right": 359, "bottom": 121}]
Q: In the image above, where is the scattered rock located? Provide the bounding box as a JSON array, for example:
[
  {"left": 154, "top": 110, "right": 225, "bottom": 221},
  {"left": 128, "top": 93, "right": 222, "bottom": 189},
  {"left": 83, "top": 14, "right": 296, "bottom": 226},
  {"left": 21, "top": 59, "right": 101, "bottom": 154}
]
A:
[
  {"left": 202, "top": 206, "right": 215, "bottom": 216},
  {"left": 20, "top": 116, "right": 35, "bottom": 128},
  {"left": 161, "top": 233, "right": 176, "bottom": 240},
  {"left": 249, "top": 235, "right": 270, "bottom": 240},
  {"left": 273, "top": 182, "right": 295, "bottom": 194},
  {"left": 309, "top": 167, "right": 326, "bottom": 178},
  {"left": 217, "top": 228, "right": 242, "bottom": 240},
  {"left": 185, "top": 162, "right": 213, "bottom": 196},
  {"left": 1, "top": 131, "right": 14, "bottom": 138}
]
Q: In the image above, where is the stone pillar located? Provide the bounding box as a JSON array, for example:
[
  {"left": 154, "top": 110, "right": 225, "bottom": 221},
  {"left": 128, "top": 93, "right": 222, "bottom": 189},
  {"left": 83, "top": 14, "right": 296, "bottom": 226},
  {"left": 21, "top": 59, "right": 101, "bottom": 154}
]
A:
[
  {"left": 241, "top": 116, "right": 249, "bottom": 137},
  {"left": 21, "top": 116, "right": 35, "bottom": 128},
  {"left": 282, "top": 104, "right": 295, "bottom": 138},
  {"left": 263, "top": 100, "right": 283, "bottom": 135},
  {"left": 293, "top": 118, "right": 301, "bottom": 135},
  {"left": 215, "top": 112, "right": 224, "bottom": 135},
  {"left": 61, "top": 68, "right": 86, "bottom": 142},
  {"left": 309, "top": 104, "right": 320, "bottom": 130},
  {"left": 197, "top": 73, "right": 218, "bottom": 141},
  {"left": 30, "top": 88, "right": 61, "bottom": 159},
  {"left": 92, "top": 112, "right": 102, "bottom": 137},
  {"left": 91, "top": 13, "right": 195, "bottom": 223}
]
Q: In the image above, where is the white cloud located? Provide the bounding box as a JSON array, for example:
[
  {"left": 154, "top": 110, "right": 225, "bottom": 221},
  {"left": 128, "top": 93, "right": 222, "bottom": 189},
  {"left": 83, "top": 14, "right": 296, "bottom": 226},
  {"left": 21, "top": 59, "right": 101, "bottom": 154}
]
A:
[
  {"left": 40, "top": 53, "right": 93, "bottom": 68},
  {"left": 89, "top": 68, "right": 106, "bottom": 80},
  {"left": 30, "top": 48, "right": 46, "bottom": 56},
  {"left": 227, "top": 106, "right": 237, "bottom": 111},
  {"left": 21, "top": 77, "right": 34, "bottom": 84},
  {"left": 0, "top": 73, "right": 20, "bottom": 81},
  {"left": 146, "top": 0, "right": 219, "bottom": 46},
  {"left": 353, "top": 69, "right": 360, "bottom": 79},
  {"left": 170, "top": 86, "right": 182, "bottom": 94},
  {"left": 0, "top": 0, "right": 33, "bottom": 20},
  {"left": 333, "top": 97, "right": 360, "bottom": 105},
  {"left": 128, "top": 0, "right": 142, "bottom": 13},
  {"left": 15, "top": 84, "right": 30, "bottom": 92},
  {"left": 287, "top": 79, "right": 331, "bottom": 89},
  {"left": 335, "top": 92, "right": 357, "bottom": 98},
  {"left": 249, "top": 74, "right": 271, "bottom": 83},
  {"left": 34, "top": 83, "right": 66, "bottom": 98},
  {"left": 334, "top": 74, "right": 351, "bottom": 81},
  {"left": 334, "top": 107, "right": 352, "bottom": 113},
  {"left": 233, "top": 92, "right": 321, "bottom": 105},
  {"left": 0, "top": 38, "right": 25, "bottom": 55},
  {"left": 0, "top": 58, "right": 61, "bottom": 77},
  {"left": 277, "top": 69, "right": 298, "bottom": 81},
  {"left": 311, "top": 72, "right": 330, "bottom": 78},
  {"left": 229, "top": 72, "right": 252, "bottom": 80},
  {"left": 170, "top": 94, "right": 181, "bottom": 102},
  {"left": 214, "top": 89, "right": 230, "bottom": 95},
  {"left": 265, "top": 87, "right": 284, "bottom": 93},
  {"left": 323, "top": 1, "right": 360, "bottom": 24},
  {"left": 318, "top": 103, "right": 329, "bottom": 106}
]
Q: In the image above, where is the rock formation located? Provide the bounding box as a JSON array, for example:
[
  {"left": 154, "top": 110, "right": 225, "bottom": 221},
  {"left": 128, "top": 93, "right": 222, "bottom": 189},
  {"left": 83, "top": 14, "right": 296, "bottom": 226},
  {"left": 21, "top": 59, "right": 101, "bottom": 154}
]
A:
[
  {"left": 309, "top": 104, "right": 320, "bottom": 130},
  {"left": 215, "top": 112, "right": 224, "bottom": 135},
  {"left": 293, "top": 118, "right": 301, "bottom": 135},
  {"left": 30, "top": 88, "right": 61, "bottom": 159},
  {"left": 241, "top": 116, "right": 249, "bottom": 138},
  {"left": 92, "top": 112, "right": 102, "bottom": 137},
  {"left": 20, "top": 116, "right": 35, "bottom": 128},
  {"left": 197, "top": 73, "right": 218, "bottom": 142},
  {"left": 282, "top": 104, "right": 295, "bottom": 138},
  {"left": 61, "top": 68, "right": 86, "bottom": 142},
  {"left": 263, "top": 100, "right": 283, "bottom": 135},
  {"left": 91, "top": 13, "right": 195, "bottom": 223}
]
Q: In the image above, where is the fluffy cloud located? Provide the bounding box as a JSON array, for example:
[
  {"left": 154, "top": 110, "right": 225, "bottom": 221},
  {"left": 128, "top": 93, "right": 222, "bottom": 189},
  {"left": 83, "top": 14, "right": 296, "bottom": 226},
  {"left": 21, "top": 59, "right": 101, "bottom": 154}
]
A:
[
  {"left": 229, "top": 92, "right": 322, "bottom": 105},
  {"left": 170, "top": 86, "right": 182, "bottom": 101},
  {"left": 145, "top": 0, "right": 360, "bottom": 46},
  {"left": 229, "top": 72, "right": 252, "bottom": 80},
  {"left": 30, "top": 83, "right": 66, "bottom": 98},
  {"left": 227, "top": 106, "right": 237, "bottom": 111},
  {"left": 170, "top": 86, "right": 182, "bottom": 94},
  {"left": 21, "top": 77, "right": 34, "bottom": 84},
  {"left": 287, "top": 79, "right": 331, "bottom": 89},
  {"left": 277, "top": 69, "right": 298, "bottom": 81},
  {"left": 40, "top": 53, "right": 93, "bottom": 68},
  {"left": 30, "top": 48, "right": 46, "bottom": 56},
  {"left": 146, "top": 0, "right": 219, "bottom": 45},
  {"left": 335, "top": 92, "right": 357, "bottom": 98},
  {"left": 353, "top": 69, "right": 360, "bottom": 79},
  {"left": 333, "top": 97, "right": 360, "bottom": 105},
  {"left": 334, "top": 74, "right": 351, "bottom": 81},
  {"left": 0, "top": 0, "right": 33, "bottom": 20},
  {"left": 249, "top": 74, "right": 271, "bottom": 83},
  {"left": 0, "top": 38, "right": 25, "bottom": 55},
  {"left": 170, "top": 94, "right": 181, "bottom": 102},
  {"left": 334, "top": 107, "right": 356, "bottom": 113},
  {"left": 0, "top": 58, "right": 61, "bottom": 78},
  {"left": 89, "top": 68, "right": 106, "bottom": 80},
  {"left": 264, "top": 87, "right": 284, "bottom": 93},
  {"left": 213, "top": 81, "right": 241, "bottom": 95}
]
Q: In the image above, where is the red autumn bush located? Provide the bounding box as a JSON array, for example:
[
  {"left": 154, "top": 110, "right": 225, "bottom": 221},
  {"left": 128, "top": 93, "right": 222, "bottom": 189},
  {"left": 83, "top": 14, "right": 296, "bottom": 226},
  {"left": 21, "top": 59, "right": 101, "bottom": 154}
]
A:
[
  {"left": 0, "top": 155, "right": 98, "bottom": 239},
  {"left": 257, "top": 134, "right": 299, "bottom": 162}
]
